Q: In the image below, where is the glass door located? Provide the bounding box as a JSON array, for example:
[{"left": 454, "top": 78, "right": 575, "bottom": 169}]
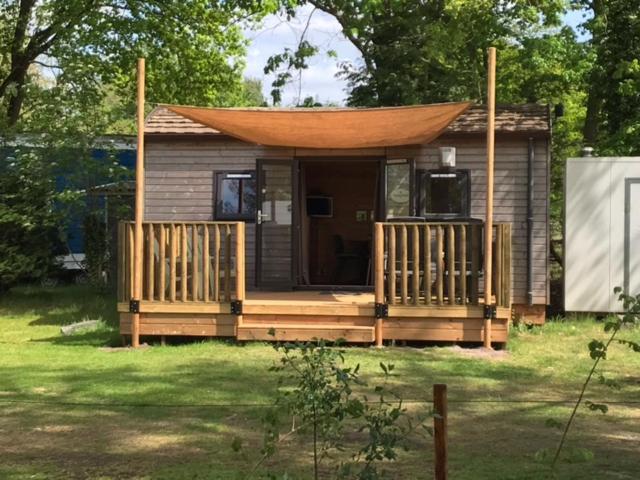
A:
[
  {"left": 256, "top": 160, "right": 294, "bottom": 288},
  {"left": 384, "top": 158, "right": 415, "bottom": 219}
]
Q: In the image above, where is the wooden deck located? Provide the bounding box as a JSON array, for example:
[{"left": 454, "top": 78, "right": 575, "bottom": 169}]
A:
[
  {"left": 119, "top": 290, "right": 510, "bottom": 344},
  {"left": 117, "top": 221, "right": 512, "bottom": 345}
]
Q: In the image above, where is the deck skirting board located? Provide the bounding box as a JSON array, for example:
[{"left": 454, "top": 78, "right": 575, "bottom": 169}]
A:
[
  {"left": 237, "top": 324, "right": 375, "bottom": 343},
  {"left": 120, "top": 307, "right": 510, "bottom": 344}
]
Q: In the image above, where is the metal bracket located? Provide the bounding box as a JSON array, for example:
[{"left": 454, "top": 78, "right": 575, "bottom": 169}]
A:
[
  {"left": 129, "top": 299, "right": 140, "bottom": 314},
  {"left": 231, "top": 300, "right": 243, "bottom": 316},
  {"left": 375, "top": 303, "right": 388, "bottom": 319},
  {"left": 484, "top": 305, "right": 496, "bottom": 320}
]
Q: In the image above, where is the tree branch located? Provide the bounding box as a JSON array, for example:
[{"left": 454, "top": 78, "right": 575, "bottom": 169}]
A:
[{"left": 306, "top": 1, "right": 375, "bottom": 73}]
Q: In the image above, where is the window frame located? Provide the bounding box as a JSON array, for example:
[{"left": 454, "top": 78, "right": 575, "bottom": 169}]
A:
[
  {"left": 214, "top": 170, "right": 257, "bottom": 221},
  {"left": 416, "top": 168, "right": 471, "bottom": 218}
]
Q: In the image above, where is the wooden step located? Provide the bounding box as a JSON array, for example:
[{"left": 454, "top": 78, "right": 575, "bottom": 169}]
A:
[
  {"left": 237, "top": 323, "right": 375, "bottom": 343},
  {"left": 243, "top": 302, "right": 373, "bottom": 317}
]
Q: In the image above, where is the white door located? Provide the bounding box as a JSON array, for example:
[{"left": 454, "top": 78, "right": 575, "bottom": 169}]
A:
[{"left": 625, "top": 180, "right": 640, "bottom": 296}]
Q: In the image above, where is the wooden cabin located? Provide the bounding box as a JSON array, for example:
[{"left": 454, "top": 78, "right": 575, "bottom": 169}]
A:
[{"left": 117, "top": 103, "right": 550, "bottom": 346}]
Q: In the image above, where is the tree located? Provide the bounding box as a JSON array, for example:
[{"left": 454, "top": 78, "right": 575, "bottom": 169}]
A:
[
  {"left": 0, "top": 0, "right": 275, "bottom": 130},
  {"left": 241, "top": 77, "right": 268, "bottom": 106},
  {"left": 0, "top": 143, "right": 64, "bottom": 290},
  {"left": 578, "top": 0, "right": 640, "bottom": 154},
  {"left": 269, "top": 1, "right": 566, "bottom": 107}
]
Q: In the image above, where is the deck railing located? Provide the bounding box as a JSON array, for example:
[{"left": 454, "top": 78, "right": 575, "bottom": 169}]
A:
[
  {"left": 117, "top": 221, "right": 245, "bottom": 305},
  {"left": 374, "top": 221, "right": 511, "bottom": 308}
]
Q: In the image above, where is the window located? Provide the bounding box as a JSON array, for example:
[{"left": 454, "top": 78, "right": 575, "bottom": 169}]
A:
[
  {"left": 215, "top": 171, "right": 257, "bottom": 220},
  {"left": 417, "top": 169, "right": 470, "bottom": 218}
]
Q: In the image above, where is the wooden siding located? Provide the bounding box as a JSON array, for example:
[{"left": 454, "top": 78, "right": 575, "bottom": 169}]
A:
[{"left": 145, "top": 137, "right": 548, "bottom": 303}]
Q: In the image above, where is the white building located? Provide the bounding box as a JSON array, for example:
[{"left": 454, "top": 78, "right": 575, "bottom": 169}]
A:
[{"left": 565, "top": 156, "right": 640, "bottom": 312}]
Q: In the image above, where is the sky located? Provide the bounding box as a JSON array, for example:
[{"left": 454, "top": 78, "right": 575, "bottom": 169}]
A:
[
  {"left": 243, "top": 5, "right": 359, "bottom": 106},
  {"left": 243, "top": 5, "right": 591, "bottom": 106}
]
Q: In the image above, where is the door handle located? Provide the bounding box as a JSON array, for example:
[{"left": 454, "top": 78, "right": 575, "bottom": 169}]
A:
[{"left": 257, "top": 210, "right": 269, "bottom": 224}]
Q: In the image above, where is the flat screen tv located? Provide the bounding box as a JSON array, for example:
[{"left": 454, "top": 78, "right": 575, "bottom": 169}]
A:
[{"left": 306, "top": 195, "right": 333, "bottom": 217}]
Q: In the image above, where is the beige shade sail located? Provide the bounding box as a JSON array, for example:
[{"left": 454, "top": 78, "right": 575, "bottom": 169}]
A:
[{"left": 165, "top": 102, "right": 472, "bottom": 149}]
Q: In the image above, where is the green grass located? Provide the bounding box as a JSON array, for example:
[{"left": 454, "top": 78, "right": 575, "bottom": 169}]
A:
[{"left": 1, "top": 285, "right": 639, "bottom": 479}]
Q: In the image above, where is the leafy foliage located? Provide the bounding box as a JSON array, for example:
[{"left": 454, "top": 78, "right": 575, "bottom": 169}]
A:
[
  {"left": 0, "top": 145, "right": 63, "bottom": 290},
  {"left": 271, "top": 1, "right": 566, "bottom": 107},
  {"left": 0, "top": 0, "right": 277, "bottom": 132},
  {"left": 579, "top": 0, "right": 640, "bottom": 154},
  {"left": 252, "top": 339, "right": 431, "bottom": 479}
]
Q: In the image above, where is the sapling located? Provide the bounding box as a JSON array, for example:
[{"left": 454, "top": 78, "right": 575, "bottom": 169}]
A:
[{"left": 551, "top": 287, "right": 640, "bottom": 468}]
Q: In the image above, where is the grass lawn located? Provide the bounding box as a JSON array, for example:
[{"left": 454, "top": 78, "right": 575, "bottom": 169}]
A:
[{"left": 0, "top": 285, "right": 639, "bottom": 479}]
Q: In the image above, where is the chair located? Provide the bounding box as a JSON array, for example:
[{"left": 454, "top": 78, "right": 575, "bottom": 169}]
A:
[{"left": 333, "top": 235, "right": 367, "bottom": 284}]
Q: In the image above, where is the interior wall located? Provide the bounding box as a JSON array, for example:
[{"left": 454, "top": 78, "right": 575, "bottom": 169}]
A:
[{"left": 304, "top": 160, "right": 378, "bottom": 285}]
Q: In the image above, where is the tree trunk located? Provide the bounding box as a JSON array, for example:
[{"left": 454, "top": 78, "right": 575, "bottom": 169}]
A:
[
  {"left": 4, "top": 66, "right": 28, "bottom": 127},
  {"left": 1, "top": 0, "right": 37, "bottom": 127},
  {"left": 582, "top": 75, "right": 602, "bottom": 146},
  {"left": 583, "top": 0, "right": 606, "bottom": 147}
]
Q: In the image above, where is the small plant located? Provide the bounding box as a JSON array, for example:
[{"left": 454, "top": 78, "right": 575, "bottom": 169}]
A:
[
  {"left": 249, "top": 339, "right": 430, "bottom": 479},
  {"left": 551, "top": 287, "right": 640, "bottom": 467}
]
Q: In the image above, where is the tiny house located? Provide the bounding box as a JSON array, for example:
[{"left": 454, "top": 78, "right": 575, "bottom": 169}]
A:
[
  {"left": 565, "top": 156, "right": 640, "bottom": 312},
  {"left": 117, "top": 103, "right": 551, "bottom": 346}
]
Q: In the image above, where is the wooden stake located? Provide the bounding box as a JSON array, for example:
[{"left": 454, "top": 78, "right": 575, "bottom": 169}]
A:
[
  {"left": 483, "top": 47, "right": 496, "bottom": 349},
  {"left": 132, "top": 57, "right": 145, "bottom": 348},
  {"left": 434, "top": 384, "right": 448, "bottom": 480}
]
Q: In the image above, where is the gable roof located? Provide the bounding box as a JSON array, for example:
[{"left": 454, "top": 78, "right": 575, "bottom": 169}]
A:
[{"left": 145, "top": 103, "right": 550, "bottom": 140}]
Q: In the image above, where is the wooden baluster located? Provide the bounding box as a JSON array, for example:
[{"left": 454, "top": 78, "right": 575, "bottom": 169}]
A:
[
  {"left": 470, "top": 224, "right": 480, "bottom": 305},
  {"left": 235, "top": 222, "right": 245, "bottom": 333},
  {"left": 192, "top": 224, "right": 199, "bottom": 301},
  {"left": 387, "top": 225, "right": 396, "bottom": 305},
  {"left": 181, "top": 223, "right": 188, "bottom": 302},
  {"left": 412, "top": 225, "right": 420, "bottom": 305},
  {"left": 235, "top": 222, "right": 246, "bottom": 300},
  {"left": 447, "top": 225, "right": 455, "bottom": 305},
  {"left": 436, "top": 225, "right": 444, "bottom": 305},
  {"left": 225, "top": 224, "right": 231, "bottom": 302},
  {"left": 169, "top": 224, "right": 176, "bottom": 302},
  {"left": 214, "top": 224, "right": 221, "bottom": 302},
  {"left": 503, "top": 224, "right": 512, "bottom": 307},
  {"left": 401, "top": 225, "right": 408, "bottom": 305},
  {"left": 424, "top": 225, "right": 431, "bottom": 305},
  {"left": 495, "top": 225, "right": 503, "bottom": 307},
  {"left": 128, "top": 223, "right": 135, "bottom": 300},
  {"left": 374, "top": 223, "right": 384, "bottom": 346},
  {"left": 203, "top": 224, "right": 210, "bottom": 302},
  {"left": 159, "top": 224, "right": 166, "bottom": 302},
  {"left": 460, "top": 225, "right": 467, "bottom": 305},
  {"left": 117, "top": 222, "right": 125, "bottom": 302},
  {"left": 147, "top": 224, "right": 155, "bottom": 301}
]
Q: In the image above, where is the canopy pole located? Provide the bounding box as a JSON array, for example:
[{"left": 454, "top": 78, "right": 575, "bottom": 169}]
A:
[
  {"left": 483, "top": 47, "right": 496, "bottom": 349},
  {"left": 132, "top": 57, "right": 145, "bottom": 348}
]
